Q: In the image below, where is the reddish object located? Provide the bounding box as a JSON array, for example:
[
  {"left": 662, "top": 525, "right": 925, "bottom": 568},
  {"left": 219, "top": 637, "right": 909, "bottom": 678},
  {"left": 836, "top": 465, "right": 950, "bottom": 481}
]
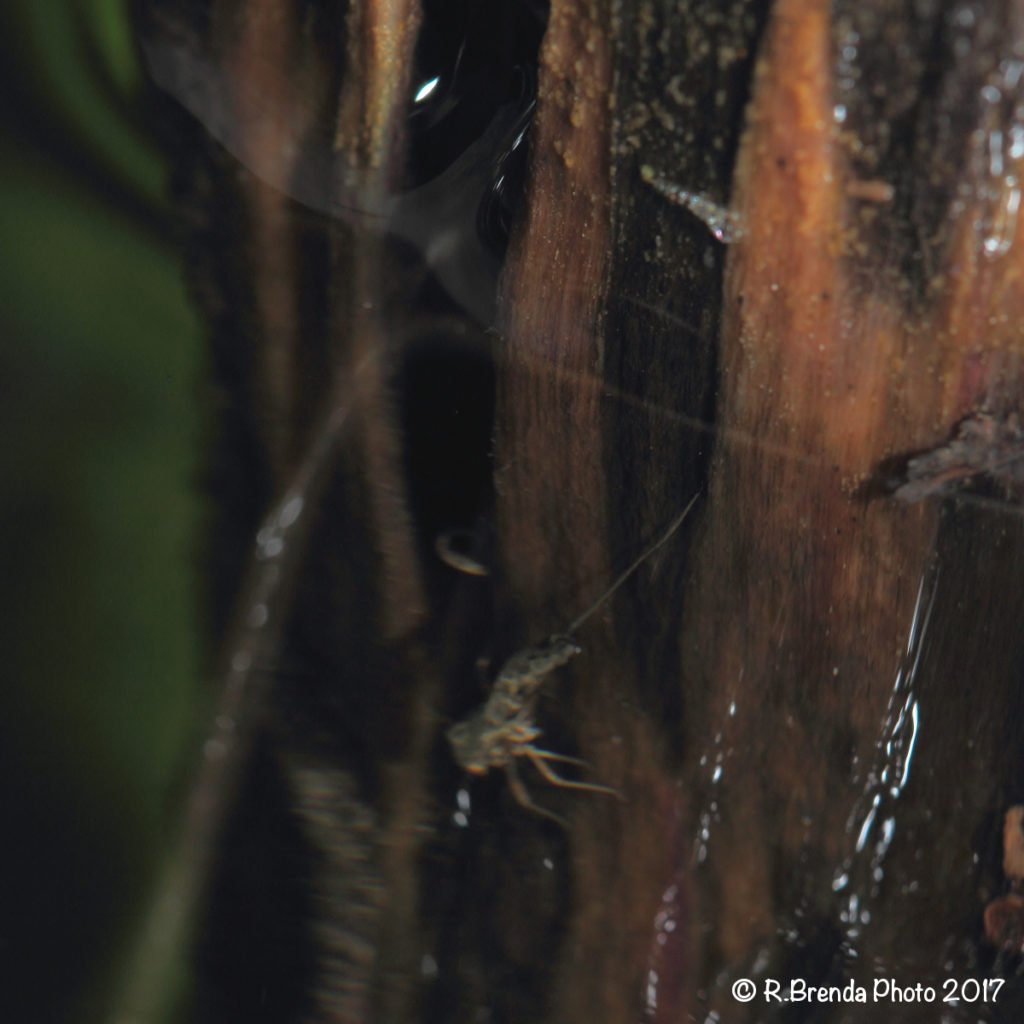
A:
[{"left": 984, "top": 892, "right": 1024, "bottom": 953}]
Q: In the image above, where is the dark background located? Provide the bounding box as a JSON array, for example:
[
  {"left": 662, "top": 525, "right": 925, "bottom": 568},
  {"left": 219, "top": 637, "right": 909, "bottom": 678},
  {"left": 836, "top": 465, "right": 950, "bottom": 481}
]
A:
[{"left": 0, "top": 2, "right": 202, "bottom": 1020}]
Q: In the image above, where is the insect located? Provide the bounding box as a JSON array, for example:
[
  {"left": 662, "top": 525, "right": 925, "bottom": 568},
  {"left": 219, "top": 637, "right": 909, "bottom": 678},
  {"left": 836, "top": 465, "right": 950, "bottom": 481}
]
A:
[
  {"left": 447, "top": 491, "right": 700, "bottom": 823},
  {"left": 640, "top": 164, "right": 744, "bottom": 243}
]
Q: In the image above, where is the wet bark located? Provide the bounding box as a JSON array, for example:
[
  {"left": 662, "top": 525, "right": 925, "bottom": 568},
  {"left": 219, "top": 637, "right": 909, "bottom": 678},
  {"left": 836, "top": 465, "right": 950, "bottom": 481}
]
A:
[
  {"left": 136, "top": 0, "right": 1024, "bottom": 1022},
  {"left": 679, "top": 3, "right": 1024, "bottom": 1020}
]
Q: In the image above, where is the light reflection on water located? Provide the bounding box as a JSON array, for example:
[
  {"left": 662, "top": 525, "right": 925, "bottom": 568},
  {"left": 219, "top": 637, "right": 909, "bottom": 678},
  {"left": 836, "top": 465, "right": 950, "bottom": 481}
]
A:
[{"left": 834, "top": 557, "right": 938, "bottom": 947}]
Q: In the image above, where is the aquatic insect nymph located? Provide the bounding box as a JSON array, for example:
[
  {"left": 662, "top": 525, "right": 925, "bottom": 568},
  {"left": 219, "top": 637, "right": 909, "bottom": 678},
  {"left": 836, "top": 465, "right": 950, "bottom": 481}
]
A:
[
  {"left": 447, "top": 492, "right": 700, "bottom": 822},
  {"left": 447, "top": 635, "right": 581, "bottom": 764}
]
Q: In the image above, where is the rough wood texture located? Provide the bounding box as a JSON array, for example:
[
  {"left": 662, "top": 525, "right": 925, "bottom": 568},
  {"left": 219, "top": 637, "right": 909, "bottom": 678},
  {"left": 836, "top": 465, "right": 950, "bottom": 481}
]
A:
[
  {"left": 679, "top": 0, "right": 1024, "bottom": 1019},
  {"left": 489, "top": 2, "right": 764, "bottom": 1021},
  {"left": 495, "top": 0, "right": 614, "bottom": 614},
  {"left": 139, "top": 0, "right": 1024, "bottom": 1021}
]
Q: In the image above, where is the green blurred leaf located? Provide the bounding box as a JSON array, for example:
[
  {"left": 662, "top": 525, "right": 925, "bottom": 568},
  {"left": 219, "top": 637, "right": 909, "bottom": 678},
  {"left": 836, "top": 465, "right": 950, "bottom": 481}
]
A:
[{"left": 0, "top": 1, "right": 205, "bottom": 1020}]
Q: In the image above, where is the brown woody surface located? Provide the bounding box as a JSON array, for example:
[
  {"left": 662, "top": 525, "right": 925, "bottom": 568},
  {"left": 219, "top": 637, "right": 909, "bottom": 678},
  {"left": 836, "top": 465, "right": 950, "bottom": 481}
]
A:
[{"left": 142, "top": 0, "right": 1024, "bottom": 1022}]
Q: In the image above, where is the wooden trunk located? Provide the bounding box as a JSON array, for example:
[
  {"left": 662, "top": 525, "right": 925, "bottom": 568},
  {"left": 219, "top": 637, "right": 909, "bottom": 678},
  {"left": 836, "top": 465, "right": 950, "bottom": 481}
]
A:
[{"left": 129, "top": 1, "right": 1024, "bottom": 1021}]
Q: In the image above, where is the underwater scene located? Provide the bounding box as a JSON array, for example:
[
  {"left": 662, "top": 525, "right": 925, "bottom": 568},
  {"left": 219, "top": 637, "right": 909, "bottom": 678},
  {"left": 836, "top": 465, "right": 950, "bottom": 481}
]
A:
[{"left": 5, "top": 2, "right": 1024, "bottom": 1022}]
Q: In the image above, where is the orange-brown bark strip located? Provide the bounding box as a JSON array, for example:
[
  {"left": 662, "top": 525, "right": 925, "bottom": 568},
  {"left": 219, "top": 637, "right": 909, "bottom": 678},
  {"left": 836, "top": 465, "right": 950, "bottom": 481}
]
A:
[
  {"left": 682, "top": 0, "right": 934, "bottom": 980},
  {"left": 495, "top": 0, "right": 614, "bottom": 623},
  {"left": 549, "top": 6, "right": 767, "bottom": 1015},
  {"left": 496, "top": 2, "right": 707, "bottom": 1022},
  {"left": 681, "top": 0, "right": 1024, "bottom": 1016},
  {"left": 493, "top": 2, "right": 626, "bottom": 1013},
  {"left": 504, "top": 1, "right": 775, "bottom": 1017}
]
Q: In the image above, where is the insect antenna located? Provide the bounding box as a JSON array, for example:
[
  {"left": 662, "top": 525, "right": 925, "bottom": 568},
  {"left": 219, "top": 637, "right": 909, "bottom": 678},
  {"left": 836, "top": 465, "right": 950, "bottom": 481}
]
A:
[
  {"left": 565, "top": 490, "right": 701, "bottom": 635},
  {"left": 524, "top": 748, "right": 622, "bottom": 798}
]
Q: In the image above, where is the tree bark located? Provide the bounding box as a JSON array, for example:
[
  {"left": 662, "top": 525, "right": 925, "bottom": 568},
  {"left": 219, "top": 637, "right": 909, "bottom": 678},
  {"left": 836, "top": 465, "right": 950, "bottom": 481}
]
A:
[{"left": 138, "top": 0, "right": 1024, "bottom": 1021}]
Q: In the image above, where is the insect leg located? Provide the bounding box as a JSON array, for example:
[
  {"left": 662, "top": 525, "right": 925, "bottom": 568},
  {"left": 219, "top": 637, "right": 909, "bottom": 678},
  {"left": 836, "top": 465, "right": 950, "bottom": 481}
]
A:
[
  {"left": 523, "top": 749, "right": 590, "bottom": 767},
  {"left": 504, "top": 761, "right": 567, "bottom": 827},
  {"left": 525, "top": 747, "right": 623, "bottom": 799}
]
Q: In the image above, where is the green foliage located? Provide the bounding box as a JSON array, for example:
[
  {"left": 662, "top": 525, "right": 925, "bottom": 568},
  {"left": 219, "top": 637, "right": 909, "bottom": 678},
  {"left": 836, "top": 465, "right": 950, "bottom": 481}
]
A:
[{"left": 0, "top": 1, "right": 203, "bottom": 1020}]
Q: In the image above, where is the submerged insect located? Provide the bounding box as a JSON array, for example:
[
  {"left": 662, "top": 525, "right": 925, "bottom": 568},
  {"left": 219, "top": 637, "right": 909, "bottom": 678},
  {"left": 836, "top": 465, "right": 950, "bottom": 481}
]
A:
[
  {"left": 640, "top": 164, "right": 744, "bottom": 243},
  {"left": 447, "top": 492, "right": 700, "bottom": 822}
]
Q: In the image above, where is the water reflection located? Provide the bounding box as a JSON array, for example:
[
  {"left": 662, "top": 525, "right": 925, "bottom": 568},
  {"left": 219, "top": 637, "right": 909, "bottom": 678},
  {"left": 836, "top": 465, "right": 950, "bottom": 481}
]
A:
[
  {"left": 139, "top": 11, "right": 536, "bottom": 321},
  {"left": 835, "top": 558, "right": 938, "bottom": 942}
]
